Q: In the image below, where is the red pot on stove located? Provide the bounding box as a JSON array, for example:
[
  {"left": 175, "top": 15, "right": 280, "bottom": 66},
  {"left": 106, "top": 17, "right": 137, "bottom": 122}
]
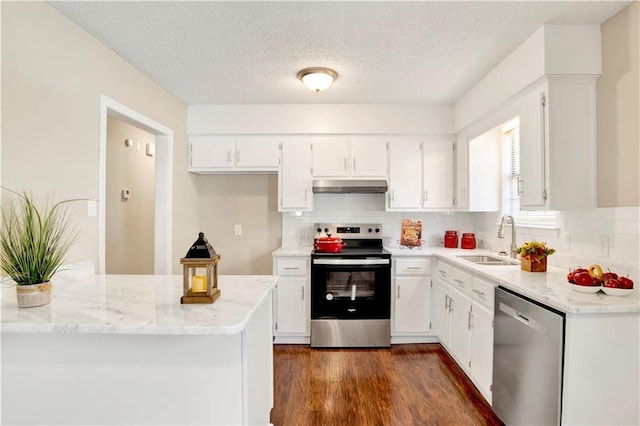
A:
[{"left": 314, "top": 235, "right": 346, "bottom": 253}]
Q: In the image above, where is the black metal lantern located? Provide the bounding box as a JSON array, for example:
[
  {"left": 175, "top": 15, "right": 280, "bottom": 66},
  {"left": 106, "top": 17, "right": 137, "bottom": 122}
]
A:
[{"left": 180, "top": 232, "right": 220, "bottom": 304}]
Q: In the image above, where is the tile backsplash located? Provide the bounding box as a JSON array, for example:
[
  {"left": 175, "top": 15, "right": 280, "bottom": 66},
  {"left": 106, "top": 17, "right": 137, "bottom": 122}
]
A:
[{"left": 282, "top": 194, "right": 640, "bottom": 278}]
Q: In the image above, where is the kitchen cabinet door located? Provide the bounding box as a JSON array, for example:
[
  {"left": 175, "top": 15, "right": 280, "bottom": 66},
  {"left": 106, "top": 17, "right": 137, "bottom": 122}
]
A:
[
  {"left": 279, "top": 140, "right": 312, "bottom": 211},
  {"left": 519, "top": 86, "right": 547, "bottom": 208},
  {"left": 190, "top": 137, "right": 234, "bottom": 169},
  {"left": 235, "top": 138, "right": 280, "bottom": 169},
  {"left": 518, "top": 77, "right": 596, "bottom": 210},
  {"left": 431, "top": 278, "right": 452, "bottom": 347},
  {"left": 422, "top": 139, "right": 454, "bottom": 208},
  {"left": 274, "top": 276, "right": 309, "bottom": 335},
  {"left": 449, "top": 288, "right": 472, "bottom": 370},
  {"left": 454, "top": 135, "right": 468, "bottom": 209},
  {"left": 311, "top": 138, "right": 350, "bottom": 177},
  {"left": 350, "top": 139, "right": 388, "bottom": 177},
  {"left": 387, "top": 140, "right": 422, "bottom": 210},
  {"left": 469, "top": 302, "right": 494, "bottom": 403},
  {"left": 393, "top": 277, "right": 430, "bottom": 334}
]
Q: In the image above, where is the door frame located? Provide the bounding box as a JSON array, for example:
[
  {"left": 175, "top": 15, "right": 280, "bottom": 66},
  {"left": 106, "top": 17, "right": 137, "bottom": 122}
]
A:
[{"left": 98, "top": 95, "right": 173, "bottom": 274}]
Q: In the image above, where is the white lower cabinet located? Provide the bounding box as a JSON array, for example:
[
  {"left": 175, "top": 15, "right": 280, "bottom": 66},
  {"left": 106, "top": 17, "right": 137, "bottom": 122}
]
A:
[
  {"left": 449, "top": 287, "right": 472, "bottom": 368},
  {"left": 272, "top": 257, "right": 310, "bottom": 343},
  {"left": 469, "top": 301, "right": 494, "bottom": 403},
  {"left": 432, "top": 260, "right": 496, "bottom": 405},
  {"left": 392, "top": 258, "right": 433, "bottom": 340}
]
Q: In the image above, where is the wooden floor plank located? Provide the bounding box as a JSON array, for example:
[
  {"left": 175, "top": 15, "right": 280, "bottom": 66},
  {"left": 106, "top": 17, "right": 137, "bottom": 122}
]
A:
[{"left": 271, "top": 343, "right": 503, "bottom": 426}]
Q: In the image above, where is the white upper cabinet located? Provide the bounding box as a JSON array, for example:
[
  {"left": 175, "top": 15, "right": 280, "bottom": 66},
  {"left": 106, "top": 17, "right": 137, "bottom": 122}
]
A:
[
  {"left": 518, "top": 77, "right": 596, "bottom": 210},
  {"left": 467, "top": 128, "right": 501, "bottom": 212},
  {"left": 422, "top": 139, "right": 454, "bottom": 208},
  {"left": 312, "top": 138, "right": 387, "bottom": 178},
  {"left": 279, "top": 140, "right": 312, "bottom": 212},
  {"left": 454, "top": 135, "right": 469, "bottom": 209},
  {"left": 387, "top": 140, "right": 422, "bottom": 210},
  {"left": 189, "top": 136, "right": 280, "bottom": 173},
  {"left": 388, "top": 139, "right": 455, "bottom": 211}
]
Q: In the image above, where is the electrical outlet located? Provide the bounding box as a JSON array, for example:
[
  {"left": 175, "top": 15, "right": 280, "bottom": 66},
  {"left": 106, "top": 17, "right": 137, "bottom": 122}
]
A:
[
  {"left": 234, "top": 224, "right": 242, "bottom": 236},
  {"left": 599, "top": 235, "right": 609, "bottom": 258}
]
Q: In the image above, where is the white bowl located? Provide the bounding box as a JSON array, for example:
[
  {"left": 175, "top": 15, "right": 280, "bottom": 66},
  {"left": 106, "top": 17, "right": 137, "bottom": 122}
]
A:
[
  {"left": 568, "top": 282, "right": 602, "bottom": 294},
  {"left": 601, "top": 286, "right": 634, "bottom": 296}
]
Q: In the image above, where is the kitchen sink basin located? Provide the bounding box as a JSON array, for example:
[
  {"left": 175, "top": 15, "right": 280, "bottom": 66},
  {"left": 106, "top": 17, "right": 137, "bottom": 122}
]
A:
[{"left": 456, "top": 254, "right": 519, "bottom": 266}]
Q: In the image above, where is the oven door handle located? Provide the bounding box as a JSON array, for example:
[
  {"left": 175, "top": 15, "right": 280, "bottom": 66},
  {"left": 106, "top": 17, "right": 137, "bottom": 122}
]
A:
[{"left": 313, "top": 258, "right": 390, "bottom": 266}]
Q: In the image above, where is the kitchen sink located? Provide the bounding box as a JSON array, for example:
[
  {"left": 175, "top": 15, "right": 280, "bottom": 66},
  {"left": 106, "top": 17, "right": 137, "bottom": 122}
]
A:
[{"left": 456, "top": 254, "right": 519, "bottom": 266}]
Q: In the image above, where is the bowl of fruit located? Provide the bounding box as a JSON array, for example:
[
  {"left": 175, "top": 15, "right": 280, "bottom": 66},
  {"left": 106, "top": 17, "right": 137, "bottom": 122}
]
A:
[{"left": 567, "top": 264, "right": 634, "bottom": 296}]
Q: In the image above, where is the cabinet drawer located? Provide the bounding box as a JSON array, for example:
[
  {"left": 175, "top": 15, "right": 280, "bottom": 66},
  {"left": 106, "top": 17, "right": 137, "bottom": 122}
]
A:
[
  {"left": 275, "top": 259, "right": 307, "bottom": 276},
  {"left": 436, "top": 261, "right": 453, "bottom": 283},
  {"left": 471, "top": 277, "right": 495, "bottom": 310},
  {"left": 395, "top": 258, "right": 431, "bottom": 275},
  {"left": 452, "top": 268, "right": 472, "bottom": 296}
]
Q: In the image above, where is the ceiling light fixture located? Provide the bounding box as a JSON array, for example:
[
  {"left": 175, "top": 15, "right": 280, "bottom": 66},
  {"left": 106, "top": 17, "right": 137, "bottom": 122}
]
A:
[{"left": 297, "top": 67, "right": 338, "bottom": 92}]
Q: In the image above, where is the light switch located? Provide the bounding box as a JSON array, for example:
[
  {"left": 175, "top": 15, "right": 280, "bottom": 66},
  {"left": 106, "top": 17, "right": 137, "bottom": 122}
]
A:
[
  {"left": 87, "top": 200, "right": 97, "bottom": 217},
  {"left": 234, "top": 224, "right": 242, "bottom": 236}
]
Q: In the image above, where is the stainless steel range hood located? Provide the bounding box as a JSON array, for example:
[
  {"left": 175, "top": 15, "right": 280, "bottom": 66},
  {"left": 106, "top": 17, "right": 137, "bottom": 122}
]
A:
[{"left": 312, "top": 179, "right": 388, "bottom": 194}]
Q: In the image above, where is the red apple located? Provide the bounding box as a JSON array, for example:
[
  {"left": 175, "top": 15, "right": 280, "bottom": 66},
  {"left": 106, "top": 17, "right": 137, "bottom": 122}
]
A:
[
  {"left": 567, "top": 267, "right": 589, "bottom": 284},
  {"left": 603, "top": 278, "right": 622, "bottom": 288},
  {"left": 602, "top": 269, "right": 619, "bottom": 281},
  {"left": 574, "top": 271, "right": 598, "bottom": 286},
  {"left": 618, "top": 276, "right": 634, "bottom": 289}
]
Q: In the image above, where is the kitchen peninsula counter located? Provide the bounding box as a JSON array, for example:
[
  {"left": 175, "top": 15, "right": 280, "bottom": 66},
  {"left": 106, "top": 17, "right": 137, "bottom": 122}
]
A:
[{"left": 1, "top": 274, "right": 277, "bottom": 425}]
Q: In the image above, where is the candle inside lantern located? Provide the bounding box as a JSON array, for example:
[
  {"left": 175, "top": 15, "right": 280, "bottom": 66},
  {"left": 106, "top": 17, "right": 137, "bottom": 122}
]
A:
[{"left": 191, "top": 275, "right": 207, "bottom": 293}]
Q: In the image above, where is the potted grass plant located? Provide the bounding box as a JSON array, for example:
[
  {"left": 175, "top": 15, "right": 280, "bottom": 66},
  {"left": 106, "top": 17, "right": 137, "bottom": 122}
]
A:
[{"left": 0, "top": 189, "right": 79, "bottom": 308}]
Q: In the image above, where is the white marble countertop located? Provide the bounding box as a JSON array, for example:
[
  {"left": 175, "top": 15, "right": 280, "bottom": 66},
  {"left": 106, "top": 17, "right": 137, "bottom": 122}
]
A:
[
  {"left": 1, "top": 275, "right": 278, "bottom": 335},
  {"left": 272, "top": 245, "right": 639, "bottom": 314}
]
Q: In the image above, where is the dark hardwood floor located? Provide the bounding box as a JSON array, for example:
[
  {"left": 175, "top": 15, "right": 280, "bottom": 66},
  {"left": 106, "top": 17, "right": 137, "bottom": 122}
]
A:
[{"left": 271, "top": 343, "right": 503, "bottom": 426}]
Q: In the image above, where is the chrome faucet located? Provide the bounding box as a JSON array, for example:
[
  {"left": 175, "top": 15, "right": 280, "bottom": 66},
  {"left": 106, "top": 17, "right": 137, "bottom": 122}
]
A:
[{"left": 498, "top": 214, "right": 517, "bottom": 259}]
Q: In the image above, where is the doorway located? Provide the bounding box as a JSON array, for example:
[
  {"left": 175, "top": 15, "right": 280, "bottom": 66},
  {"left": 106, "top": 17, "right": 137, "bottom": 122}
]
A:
[
  {"left": 98, "top": 96, "right": 173, "bottom": 274},
  {"left": 105, "top": 117, "right": 156, "bottom": 274}
]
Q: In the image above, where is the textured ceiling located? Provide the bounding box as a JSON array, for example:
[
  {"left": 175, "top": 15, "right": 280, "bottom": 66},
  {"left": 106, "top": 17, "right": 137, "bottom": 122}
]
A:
[{"left": 50, "top": 1, "right": 631, "bottom": 105}]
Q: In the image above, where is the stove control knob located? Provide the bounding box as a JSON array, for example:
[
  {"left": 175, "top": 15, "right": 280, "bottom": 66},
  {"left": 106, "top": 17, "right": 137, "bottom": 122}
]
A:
[
  {"left": 375, "top": 228, "right": 380, "bottom": 233},
  {"left": 368, "top": 228, "right": 373, "bottom": 233},
  {"left": 316, "top": 227, "right": 322, "bottom": 233}
]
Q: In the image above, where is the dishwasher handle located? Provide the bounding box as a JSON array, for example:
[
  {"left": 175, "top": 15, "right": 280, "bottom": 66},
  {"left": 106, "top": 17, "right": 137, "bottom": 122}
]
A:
[{"left": 499, "top": 301, "right": 550, "bottom": 338}]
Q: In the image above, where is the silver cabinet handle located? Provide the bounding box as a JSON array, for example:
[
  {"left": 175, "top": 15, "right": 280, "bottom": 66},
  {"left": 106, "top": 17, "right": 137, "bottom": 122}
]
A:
[
  {"left": 473, "top": 289, "right": 485, "bottom": 297},
  {"left": 284, "top": 267, "right": 299, "bottom": 270},
  {"left": 226, "top": 150, "right": 232, "bottom": 164},
  {"left": 301, "top": 286, "right": 305, "bottom": 300},
  {"left": 344, "top": 157, "right": 348, "bottom": 172},
  {"left": 304, "top": 188, "right": 308, "bottom": 203},
  {"left": 444, "top": 294, "right": 449, "bottom": 310},
  {"left": 424, "top": 190, "right": 429, "bottom": 203},
  {"left": 449, "top": 297, "right": 454, "bottom": 313},
  {"left": 439, "top": 270, "right": 447, "bottom": 277},
  {"left": 407, "top": 266, "right": 422, "bottom": 270},
  {"left": 353, "top": 158, "right": 356, "bottom": 173},
  {"left": 397, "top": 286, "right": 400, "bottom": 299},
  {"left": 517, "top": 178, "right": 524, "bottom": 195},
  {"left": 454, "top": 278, "right": 464, "bottom": 285},
  {"left": 468, "top": 310, "right": 473, "bottom": 330},
  {"left": 236, "top": 149, "right": 240, "bottom": 164}
]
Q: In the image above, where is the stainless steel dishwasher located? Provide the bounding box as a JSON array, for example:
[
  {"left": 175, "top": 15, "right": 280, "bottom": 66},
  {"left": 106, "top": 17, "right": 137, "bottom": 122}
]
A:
[{"left": 493, "top": 287, "right": 565, "bottom": 425}]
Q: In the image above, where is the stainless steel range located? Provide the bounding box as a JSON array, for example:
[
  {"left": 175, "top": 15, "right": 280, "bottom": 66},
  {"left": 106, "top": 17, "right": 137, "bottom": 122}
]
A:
[{"left": 310, "top": 223, "right": 391, "bottom": 348}]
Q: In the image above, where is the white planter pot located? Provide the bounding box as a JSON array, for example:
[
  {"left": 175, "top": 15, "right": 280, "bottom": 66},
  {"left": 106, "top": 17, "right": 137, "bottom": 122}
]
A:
[{"left": 16, "top": 282, "right": 51, "bottom": 308}]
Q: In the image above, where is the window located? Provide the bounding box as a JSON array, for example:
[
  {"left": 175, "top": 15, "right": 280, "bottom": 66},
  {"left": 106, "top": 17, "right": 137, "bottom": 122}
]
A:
[{"left": 502, "top": 117, "right": 558, "bottom": 227}]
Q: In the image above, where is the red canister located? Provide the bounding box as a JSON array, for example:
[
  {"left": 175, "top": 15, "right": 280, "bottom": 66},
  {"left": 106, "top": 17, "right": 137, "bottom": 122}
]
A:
[
  {"left": 461, "top": 233, "right": 476, "bottom": 249},
  {"left": 444, "top": 230, "right": 458, "bottom": 248}
]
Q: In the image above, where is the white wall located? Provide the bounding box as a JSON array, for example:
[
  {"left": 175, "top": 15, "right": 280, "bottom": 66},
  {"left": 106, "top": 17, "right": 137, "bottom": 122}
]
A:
[
  {"left": 597, "top": 2, "right": 639, "bottom": 207},
  {"left": 188, "top": 104, "right": 453, "bottom": 135},
  {"left": 1, "top": 2, "right": 195, "bottom": 273},
  {"left": 195, "top": 174, "right": 281, "bottom": 275}
]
